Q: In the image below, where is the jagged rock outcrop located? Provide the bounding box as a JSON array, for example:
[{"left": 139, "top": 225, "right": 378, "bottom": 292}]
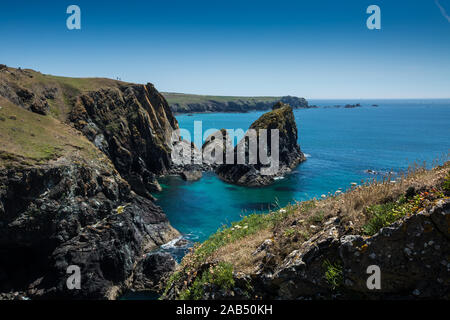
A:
[
  {"left": 165, "top": 198, "right": 450, "bottom": 300},
  {"left": 170, "top": 139, "right": 208, "bottom": 176},
  {"left": 69, "top": 83, "right": 179, "bottom": 198},
  {"left": 0, "top": 70, "right": 50, "bottom": 115},
  {"left": 202, "top": 129, "right": 232, "bottom": 169},
  {"left": 266, "top": 200, "right": 450, "bottom": 299},
  {"left": 216, "top": 103, "right": 306, "bottom": 186},
  {"left": 132, "top": 252, "right": 177, "bottom": 292},
  {"left": 0, "top": 66, "right": 180, "bottom": 198},
  {"left": 0, "top": 158, "right": 179, "bottom": 299},
  {"left": 180, "top": 170, "right": 202, "bottom": 181}
]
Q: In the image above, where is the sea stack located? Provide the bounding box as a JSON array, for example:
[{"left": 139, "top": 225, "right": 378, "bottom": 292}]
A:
[{"left": 216, "top": 102, "right": 306, "bottom": 186}]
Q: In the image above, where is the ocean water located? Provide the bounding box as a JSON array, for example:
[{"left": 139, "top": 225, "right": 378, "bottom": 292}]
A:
[{"left": 155, "top": 100, "right": 450, "bottom": 255}]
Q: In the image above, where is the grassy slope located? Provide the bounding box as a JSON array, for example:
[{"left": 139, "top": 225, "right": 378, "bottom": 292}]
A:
[
  {"left": 7, "top": 68, "right": 129, "bottom": 121},
  {"left": 161, "top": 92, "right": 296, "bottom": 109},
  {"left": 0, "top": 97, "right": 105, "bottom": 168},
  {"left": 162, "top": 92, "right": 283, "bottom": 104},
  {"left": 166, "top": 162, "right": 450, "bottom": 299},
  {"left": 0, "top": 68, "right": 123, "bottom": 167}
]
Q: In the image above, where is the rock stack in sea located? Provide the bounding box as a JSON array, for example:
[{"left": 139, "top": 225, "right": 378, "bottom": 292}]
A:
[{"left": 215, "top": 102, "right": 306, "bottom": 186}]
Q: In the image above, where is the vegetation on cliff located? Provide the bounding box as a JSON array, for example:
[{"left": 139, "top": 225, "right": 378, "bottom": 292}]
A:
[
  {"left": 164, "top": 162, "right": 450, "bottom": 300},
  {"left": 0, "top": 97, "right": 101, "bottom": 167},
  {"left": 216, "top": 103, "right": 306, "bottom": 186},
  {"left": 0, "top": 66, "right": 179, "bottom": 197},
  {"left": 162, "top": 92, "right": 309, "bottom": 113}
]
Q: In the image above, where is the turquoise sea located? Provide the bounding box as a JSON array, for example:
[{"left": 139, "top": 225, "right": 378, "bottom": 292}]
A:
[{"left": 155, "top": 100, "right": 450, "bottom": 258}]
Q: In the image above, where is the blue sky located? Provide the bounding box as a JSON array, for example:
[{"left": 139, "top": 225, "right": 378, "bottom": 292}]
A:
[{"left": 1, "top": 0, "right": 449, "bottom": 98}]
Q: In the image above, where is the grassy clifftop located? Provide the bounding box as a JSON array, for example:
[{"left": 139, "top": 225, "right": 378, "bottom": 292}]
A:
[
  {"left": 162, "top": 92, "right": 309, "bottom": 113},
  {"left": 0, "top": 65, "right": 181, "bottom": 299},
  {"left": 0, "top": 97, "right": 103, "bottom": 167},
  {"left": 0, "top": 66, "right": 129, "bottom": 121},
  {"left": 0, "top": 66, "right": 128, "bottom": 167}
]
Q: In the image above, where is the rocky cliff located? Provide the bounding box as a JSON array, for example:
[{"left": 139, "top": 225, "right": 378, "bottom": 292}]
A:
[
  {"left": 0, "top": 159, "right": 178, "bottom": 299},
  {"left": 164, "top": 163, "right": 450, "bottom": 300},
  {"left": 0, "top": 66, "right": 180, "bottom": 299},
  {"left": 216, "top": 102, "right": 306, "bottom": 186},
  {"left": 70, "top": 83, "right": 178, "bottom": 197},
  {"left": 163, "top": 92, "right": 310, "bottom": 113},
  {"left": 0, "top": 66, "right": 179, "bottom": 198}
]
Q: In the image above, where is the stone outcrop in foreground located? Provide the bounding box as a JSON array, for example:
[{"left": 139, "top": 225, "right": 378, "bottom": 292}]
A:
[
  {"left": 216, "top": 102, "right": 306, "bottom": 186},
  {"left": 163, "top": 164, "right": 450, "bottom": 300},
  {"left": 269, "top": 199, "right": 450, "bottom": 299}
]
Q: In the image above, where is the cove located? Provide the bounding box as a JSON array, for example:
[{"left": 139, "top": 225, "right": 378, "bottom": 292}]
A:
[{"left": 156, "top": 100, "right": 450, "bottom": 256}]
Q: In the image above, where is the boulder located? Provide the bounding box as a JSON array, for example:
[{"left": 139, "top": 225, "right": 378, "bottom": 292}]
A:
[
  {"left": 133, "top": 252, "right": 177, "bottom": 291},
  {"left": 181, "top": 170, "right": 202, "bottom": 181}
]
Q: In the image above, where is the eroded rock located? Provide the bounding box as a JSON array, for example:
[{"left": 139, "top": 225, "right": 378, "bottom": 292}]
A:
[
  {"left": 216, "top": 103, "right": 306, "bottom": 186},
  {"left": 0, "top": 160, "right": 179, "bottom": 299}
]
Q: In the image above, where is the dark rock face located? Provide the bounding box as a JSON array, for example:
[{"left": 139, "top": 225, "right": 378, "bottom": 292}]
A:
[
  {"left": 0, "top": 67, "right": 184, "bottom": 299},
  {"left": 170, "top": 139, "right": 212, "bottom": 175},
  {"left": 69, "top": 83, "right": 179, "bottom": 198},
  {"left": 132, "top": 252, "right": 177, "bottom": 291},
  {"left": 0, "top": 159, "right": 179, "bottom": 299},
  {"left": 266, "top": 199, "right": 450, "bottom": 299},
  {"left": 168, "top": 95, "right": 309, "bottom": 113},
  {"left": 216, "top": 104, "right": 306, "bottom": 186},
  {"left": 0, "top": 82, "right": 50, "bottom": 115}
]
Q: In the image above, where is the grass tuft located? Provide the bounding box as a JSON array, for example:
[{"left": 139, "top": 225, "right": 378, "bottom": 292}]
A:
[
  {"left": 323, "top": 259, "right": 343, "bottom": 290},
  {"left": 179, "top": 262, "right": 234, "bottom": 300}
]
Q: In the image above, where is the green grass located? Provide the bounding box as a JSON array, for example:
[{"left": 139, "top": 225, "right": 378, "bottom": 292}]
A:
[
  {"left": 0, "top": 98, "right": 102, "bottom": 166},
  {"left": 443, "top": 174, "right": 450, "bottom": 195},
  {"left": 27, "top": 71, "right": 127, "bottom": 95},
  {"left": 178, "top": 262, "right": 235, "bottom": 300},
  {"left": 307, "top": 210, "right": 325, "bottom": 224},
  {"left": 284, "top": 228, "right": 296, "bottom": 237},
  {"left": 362, "top": 189, "right": 445, "bottom": 236},
  {"left": 362, "top": 202, "right": 401, "bottom": 236},
  {"left": 188, "top": 204, "right": 296, "bottom": 267},
  {"left": 162, "top": 92, "right": 283, "bottom": 105},
  {"left": 323, "top": 260, "right": 343, "bottom": 290}
]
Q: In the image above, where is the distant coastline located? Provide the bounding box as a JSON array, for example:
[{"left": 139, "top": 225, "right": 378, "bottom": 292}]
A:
[
  {"left": 162, "top": 92, "right": 310, "bottom": 113},
  {"left": 164, "top": 94, "right": 450, "bottom": 114}
]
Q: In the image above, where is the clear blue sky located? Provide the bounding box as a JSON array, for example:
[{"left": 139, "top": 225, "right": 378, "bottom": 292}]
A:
[{"left": 1, "top": 0, "right": 449, "bottom": 98}]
